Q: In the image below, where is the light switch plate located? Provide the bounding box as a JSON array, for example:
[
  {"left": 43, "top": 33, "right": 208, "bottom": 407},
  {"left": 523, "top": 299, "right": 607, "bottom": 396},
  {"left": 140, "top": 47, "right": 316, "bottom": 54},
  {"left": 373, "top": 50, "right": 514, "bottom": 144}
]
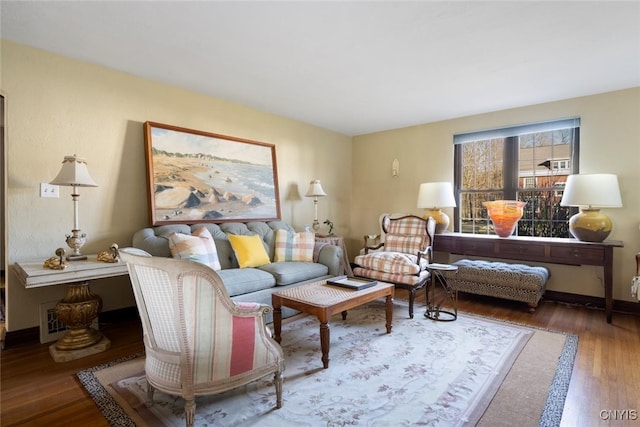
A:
[{"left": 40, "top": 183, "right": 59, "bottom": 198}]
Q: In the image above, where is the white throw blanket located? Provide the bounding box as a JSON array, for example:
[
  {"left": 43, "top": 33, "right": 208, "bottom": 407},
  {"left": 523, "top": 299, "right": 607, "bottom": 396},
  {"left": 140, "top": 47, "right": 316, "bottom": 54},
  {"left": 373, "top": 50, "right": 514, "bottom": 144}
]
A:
[{"left": 632, "top": 276, "right": 640, "bottom": 302}]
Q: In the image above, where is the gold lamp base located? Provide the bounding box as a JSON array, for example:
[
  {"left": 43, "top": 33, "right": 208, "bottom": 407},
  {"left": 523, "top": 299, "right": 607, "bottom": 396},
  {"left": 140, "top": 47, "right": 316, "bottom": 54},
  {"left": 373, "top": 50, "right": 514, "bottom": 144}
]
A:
[
  {"left": 54, "top": 282, "right": 103, "bottom": 351},
  {"left": 423, "top": 208, "right": 450, "bottom": 234},
  {"left": 569, "top": 208, "right": 612, "bottom": 243}
]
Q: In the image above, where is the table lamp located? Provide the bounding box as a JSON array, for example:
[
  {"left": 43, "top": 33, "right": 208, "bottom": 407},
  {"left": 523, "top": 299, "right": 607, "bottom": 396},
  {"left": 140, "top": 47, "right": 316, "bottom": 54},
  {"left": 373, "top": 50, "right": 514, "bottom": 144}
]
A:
[
  {"left": 417, "top": 182, "right": 457, "bottom": 234},
  {"left": 560, "top": 173, "right": 622, "bottom": 242},
  {"left": 50, "top": 155, "right": 98, "bottom": 260},
  {"left": 305, "top": 179, "right": 327, "bottom": 232}
]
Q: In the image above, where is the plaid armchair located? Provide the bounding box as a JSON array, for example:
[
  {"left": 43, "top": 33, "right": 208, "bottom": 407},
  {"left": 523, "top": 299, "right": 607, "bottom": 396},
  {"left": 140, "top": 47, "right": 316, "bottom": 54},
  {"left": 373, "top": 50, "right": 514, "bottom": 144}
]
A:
[
  {"left": 120, "top": 248, "right": 284, "bottom": 427},
  {"left": 353, "top": 215, "right": 436, "bottom": 318}
]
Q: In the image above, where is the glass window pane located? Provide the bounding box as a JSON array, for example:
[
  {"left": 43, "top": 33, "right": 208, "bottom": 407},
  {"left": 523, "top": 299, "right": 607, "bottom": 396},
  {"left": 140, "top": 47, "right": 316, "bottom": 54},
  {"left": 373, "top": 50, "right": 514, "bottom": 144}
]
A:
[
  {"left": 518, "top": 190, "right": 572, "bottom": 238},
  {"left": 461, "top": 138, "right": 504, "bottom": 190}
]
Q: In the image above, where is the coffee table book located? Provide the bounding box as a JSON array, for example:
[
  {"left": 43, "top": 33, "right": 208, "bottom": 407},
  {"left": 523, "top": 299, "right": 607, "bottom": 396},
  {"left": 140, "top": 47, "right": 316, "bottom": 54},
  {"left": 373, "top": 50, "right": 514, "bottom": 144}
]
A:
[{"left": 326, "top": 276, "right": 377, "bottom": 291}]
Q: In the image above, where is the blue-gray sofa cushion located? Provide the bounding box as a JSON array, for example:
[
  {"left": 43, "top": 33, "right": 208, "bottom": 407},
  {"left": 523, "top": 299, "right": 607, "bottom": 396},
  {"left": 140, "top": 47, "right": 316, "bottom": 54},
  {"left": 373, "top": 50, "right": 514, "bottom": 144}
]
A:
[
  {"left": 259, "top": 261, "right": 329, "bottom": 286},
  {"left": 216, "top": 268, "right": 276, "bottom": 297}
]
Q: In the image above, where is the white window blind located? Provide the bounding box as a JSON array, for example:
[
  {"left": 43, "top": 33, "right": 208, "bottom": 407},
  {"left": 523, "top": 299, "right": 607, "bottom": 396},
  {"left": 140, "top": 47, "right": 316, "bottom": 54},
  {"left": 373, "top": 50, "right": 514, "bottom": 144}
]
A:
[{"left": 453, "top": 117, "right": 580, "bottom": 145}]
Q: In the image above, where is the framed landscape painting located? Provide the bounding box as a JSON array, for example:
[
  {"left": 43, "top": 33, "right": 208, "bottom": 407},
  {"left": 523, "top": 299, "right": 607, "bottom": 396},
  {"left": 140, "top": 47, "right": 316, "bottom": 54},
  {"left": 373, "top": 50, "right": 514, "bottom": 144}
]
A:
[{"left": 143, "top": 121, "right": 281, "bottom": 225}]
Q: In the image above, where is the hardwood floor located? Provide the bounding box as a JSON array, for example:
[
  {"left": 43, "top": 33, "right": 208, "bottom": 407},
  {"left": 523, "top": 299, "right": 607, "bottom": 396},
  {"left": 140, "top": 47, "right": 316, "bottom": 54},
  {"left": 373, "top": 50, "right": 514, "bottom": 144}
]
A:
[{"left": 1, "top": 290, "right": 639, "bottom": 426}]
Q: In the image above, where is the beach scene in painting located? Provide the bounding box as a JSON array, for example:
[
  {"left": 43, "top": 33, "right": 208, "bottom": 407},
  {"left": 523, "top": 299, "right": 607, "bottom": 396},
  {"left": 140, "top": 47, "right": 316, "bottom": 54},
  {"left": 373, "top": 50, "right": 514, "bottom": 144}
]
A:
[{"left": 148, "top": 126, "right": 279, "bottom": 223}]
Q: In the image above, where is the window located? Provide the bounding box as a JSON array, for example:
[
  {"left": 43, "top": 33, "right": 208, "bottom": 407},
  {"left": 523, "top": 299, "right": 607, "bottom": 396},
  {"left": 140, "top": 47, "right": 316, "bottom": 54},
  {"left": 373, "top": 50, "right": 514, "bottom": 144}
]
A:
[
  {"left": 453, "top": 118, "right": 580, "bottom": 238},
  {"left": 524, "top": 177, "right": 535, "bottom": 188}
]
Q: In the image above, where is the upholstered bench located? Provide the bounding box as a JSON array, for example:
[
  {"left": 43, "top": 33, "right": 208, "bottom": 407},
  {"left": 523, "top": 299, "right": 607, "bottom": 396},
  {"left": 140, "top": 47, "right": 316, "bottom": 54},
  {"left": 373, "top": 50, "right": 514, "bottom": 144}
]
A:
[{"left": 442, "top": 259, "right": 550, "bottom": 311}]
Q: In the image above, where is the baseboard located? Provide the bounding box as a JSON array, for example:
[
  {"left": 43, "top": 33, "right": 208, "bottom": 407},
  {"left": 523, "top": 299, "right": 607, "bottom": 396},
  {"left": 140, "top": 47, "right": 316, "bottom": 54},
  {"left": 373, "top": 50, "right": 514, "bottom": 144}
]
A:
[
  {"left": 544, "top": 290, "right": 640, "bottom": 316},
  {"left": 99, "top": 306, "right": 140, "bottom": 324},
  {"left": 3, "top": 326, "right": 39, "bottom": 347},
  {"left": 4, "top": 306, "right": 140, "bottom": 349}
]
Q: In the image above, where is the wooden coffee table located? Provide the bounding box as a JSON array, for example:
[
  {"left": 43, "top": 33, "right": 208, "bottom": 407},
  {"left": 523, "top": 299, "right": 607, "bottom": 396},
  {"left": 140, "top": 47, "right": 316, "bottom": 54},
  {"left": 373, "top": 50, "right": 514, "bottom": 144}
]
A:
[{"left": 272, "top": 280, "right": 394, "bottom": 369}]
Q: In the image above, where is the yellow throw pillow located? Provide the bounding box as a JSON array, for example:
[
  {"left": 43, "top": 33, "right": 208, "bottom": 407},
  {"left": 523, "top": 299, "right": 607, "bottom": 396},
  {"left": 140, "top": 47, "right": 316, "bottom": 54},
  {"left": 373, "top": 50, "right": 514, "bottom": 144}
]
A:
[{"left": 227, "top": 234, "right": 271, "bottom": 268}]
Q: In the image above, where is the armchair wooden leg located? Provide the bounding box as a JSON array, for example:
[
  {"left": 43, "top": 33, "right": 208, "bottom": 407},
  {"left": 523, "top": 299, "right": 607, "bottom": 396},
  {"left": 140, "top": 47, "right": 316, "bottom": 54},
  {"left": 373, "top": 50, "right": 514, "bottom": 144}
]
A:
[
  {"left": 407, "top": 289, "right": 415, "bottom": 319},
  {"left": 146, "top": 382, "right": 155, "bottom": 406},
  {"left": 274, "top": 370, "right": 283, "bottom": 409},
  {"left": 185, "top": 399, "right": 196, "bottom": 427}
]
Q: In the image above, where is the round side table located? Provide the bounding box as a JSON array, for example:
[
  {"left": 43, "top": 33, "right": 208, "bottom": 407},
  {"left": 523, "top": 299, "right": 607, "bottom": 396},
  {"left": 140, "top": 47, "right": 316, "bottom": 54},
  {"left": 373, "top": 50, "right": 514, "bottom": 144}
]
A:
[{"left": 424, "top": 263, "right": 458, "bottom": 321}]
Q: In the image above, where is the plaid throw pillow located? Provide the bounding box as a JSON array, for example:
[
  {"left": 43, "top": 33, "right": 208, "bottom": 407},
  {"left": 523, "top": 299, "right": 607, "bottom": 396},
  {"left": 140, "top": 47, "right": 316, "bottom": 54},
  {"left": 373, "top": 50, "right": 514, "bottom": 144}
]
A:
[
  {"left": 354, "top": 252, "right": 425, "bottom": 275},
  {"left": 274, "top": 229, "right": 315, "bottom": 262},
  {"left": 168, "top": 227, "right": 222, "bottom": 270},
  {"left": 384, "top": 234, "right": 423, "bottom": 254}
]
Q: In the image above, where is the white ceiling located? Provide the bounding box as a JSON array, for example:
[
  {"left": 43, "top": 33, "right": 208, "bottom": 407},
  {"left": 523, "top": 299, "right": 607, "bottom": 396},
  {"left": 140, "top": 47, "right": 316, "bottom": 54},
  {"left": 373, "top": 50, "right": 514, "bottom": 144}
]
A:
[{"left": 2, "top": 1, "right": 639, "bottom": 136}]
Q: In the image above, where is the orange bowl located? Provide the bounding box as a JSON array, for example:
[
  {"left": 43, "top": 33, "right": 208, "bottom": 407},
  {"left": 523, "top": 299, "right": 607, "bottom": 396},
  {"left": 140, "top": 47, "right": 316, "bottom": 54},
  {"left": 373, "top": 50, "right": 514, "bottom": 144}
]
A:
[{"left": 483, "top": 201, "right": 526, "bottom": 237}]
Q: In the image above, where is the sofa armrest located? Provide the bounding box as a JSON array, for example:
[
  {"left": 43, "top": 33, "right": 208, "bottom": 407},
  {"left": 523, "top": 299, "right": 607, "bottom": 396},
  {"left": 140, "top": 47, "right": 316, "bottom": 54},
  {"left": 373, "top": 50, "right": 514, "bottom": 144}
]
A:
[{"left": 316, "top": 244, "right": 343, "bottom": 276}]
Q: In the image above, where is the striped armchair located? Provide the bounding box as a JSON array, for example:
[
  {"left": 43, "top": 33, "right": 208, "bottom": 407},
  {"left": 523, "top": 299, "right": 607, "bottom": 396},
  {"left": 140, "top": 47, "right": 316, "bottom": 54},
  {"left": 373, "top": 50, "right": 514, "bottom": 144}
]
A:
[
  {"left": 353, "top": 215, "right": 436, "bottom": 318},
  {"left": 120, "top": 249, "right": 284, "bottom": 427}
]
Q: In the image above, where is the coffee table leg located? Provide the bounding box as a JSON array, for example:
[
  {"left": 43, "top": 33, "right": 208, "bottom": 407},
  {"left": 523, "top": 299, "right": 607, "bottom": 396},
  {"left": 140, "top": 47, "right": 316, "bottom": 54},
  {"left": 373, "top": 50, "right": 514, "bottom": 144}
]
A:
[
  {"left": 320, "top": 322, "right": 330, "bottom": 368},
  {"left": 273, "top": 303, "right": 282, "bottom": 344},
  {"left": 385, "top": 295, "right": 393, "bottom": 334}
]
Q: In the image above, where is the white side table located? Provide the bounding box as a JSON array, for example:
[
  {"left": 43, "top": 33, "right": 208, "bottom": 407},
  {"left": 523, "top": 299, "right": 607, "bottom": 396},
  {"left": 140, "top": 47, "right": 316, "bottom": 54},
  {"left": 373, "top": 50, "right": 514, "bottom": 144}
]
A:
[
  {"left": 424, "top": 263, "right": 458, "bottom": 322},
  {"left": 13, "top": 255, "right": 128, "bottom": 361}
]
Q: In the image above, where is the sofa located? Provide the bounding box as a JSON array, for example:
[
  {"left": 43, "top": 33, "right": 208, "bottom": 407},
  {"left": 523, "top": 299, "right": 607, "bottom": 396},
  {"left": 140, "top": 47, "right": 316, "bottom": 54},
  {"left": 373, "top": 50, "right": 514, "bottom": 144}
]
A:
[{"left": 131, "top": 221, "right": 343, "bottom": 322}]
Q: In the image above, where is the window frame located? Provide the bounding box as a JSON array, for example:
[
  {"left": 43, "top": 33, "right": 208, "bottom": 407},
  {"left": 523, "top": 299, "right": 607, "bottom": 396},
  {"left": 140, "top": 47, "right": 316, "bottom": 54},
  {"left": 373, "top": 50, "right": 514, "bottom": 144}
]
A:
[{"left": 452, "top": 119, "right": 580, "bottom": 237}]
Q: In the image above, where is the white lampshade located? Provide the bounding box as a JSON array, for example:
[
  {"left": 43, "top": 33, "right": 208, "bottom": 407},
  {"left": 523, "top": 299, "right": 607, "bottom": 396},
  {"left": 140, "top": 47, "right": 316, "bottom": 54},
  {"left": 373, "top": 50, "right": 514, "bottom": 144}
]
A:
[
  {"left": 305, "top": 179, "right": 327, "bottom": 197},
  {"left": 560, "top": 174, "right": 622, "bottom": 208},
  {"left": 50, "top": 155, "right": 98, "bottom": 187},
  {"left": 416, "top": 182, "right": 456, "bottom": 208}
]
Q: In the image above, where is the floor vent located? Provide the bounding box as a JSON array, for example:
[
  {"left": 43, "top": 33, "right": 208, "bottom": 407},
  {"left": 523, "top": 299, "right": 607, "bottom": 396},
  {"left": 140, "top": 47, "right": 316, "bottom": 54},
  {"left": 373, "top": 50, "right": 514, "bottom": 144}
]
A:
[{"left": 39, "top": 301, "right": 99, "bottom": 344}]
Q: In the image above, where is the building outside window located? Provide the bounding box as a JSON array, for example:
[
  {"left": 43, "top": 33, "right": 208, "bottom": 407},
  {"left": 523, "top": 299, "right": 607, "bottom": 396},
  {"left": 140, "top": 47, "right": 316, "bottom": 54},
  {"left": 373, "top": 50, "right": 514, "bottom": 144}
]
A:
[{"left": 453, "top": 118, "right": 580, "bottom": 238}]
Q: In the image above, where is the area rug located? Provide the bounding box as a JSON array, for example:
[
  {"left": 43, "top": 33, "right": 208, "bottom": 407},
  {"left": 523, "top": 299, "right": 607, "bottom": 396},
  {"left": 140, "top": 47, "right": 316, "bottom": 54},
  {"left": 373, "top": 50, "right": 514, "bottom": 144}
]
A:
[{"left": 78, "top": 301, "right": 577, "bottom": 426}]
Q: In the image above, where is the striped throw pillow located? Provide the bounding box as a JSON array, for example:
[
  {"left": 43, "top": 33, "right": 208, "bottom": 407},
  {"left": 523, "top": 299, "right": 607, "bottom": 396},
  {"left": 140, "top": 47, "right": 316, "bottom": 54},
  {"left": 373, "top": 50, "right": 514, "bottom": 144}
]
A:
[
  {"left": 168, "top": 227, "right": 221, "bottom": 271},
  {"left": 274, "top": 229, "right": 315, "bottom": 262}
]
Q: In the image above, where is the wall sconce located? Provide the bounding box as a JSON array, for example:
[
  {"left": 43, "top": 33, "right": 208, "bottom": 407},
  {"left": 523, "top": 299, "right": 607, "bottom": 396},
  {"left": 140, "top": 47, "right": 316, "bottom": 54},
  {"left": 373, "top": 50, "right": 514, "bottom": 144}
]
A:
[
  {"left": 392, "top": 158, "right": 400, "bottom": 178},
  {"left": 416, "top": 182, "right": 457, "bottom": 234},
  {"left": 305, "top": 179, "right": 327, "bottom": 232},
  {"left": 560, "top": 173, "right": 622, "bottom": 242},
  {"left": 50, "top": 155, "right": 98, "bottom": 260}
]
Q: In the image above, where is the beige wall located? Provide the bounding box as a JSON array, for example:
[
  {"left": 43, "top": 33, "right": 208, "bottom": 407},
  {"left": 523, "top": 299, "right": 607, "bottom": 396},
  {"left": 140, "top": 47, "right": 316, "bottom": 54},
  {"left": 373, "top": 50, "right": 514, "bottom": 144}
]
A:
[
  {"left": 352, "top": 88, "right": 640, "bottom": 302},
  {"left": 2, "top": 41, "right": 352, "bottom": 331}
]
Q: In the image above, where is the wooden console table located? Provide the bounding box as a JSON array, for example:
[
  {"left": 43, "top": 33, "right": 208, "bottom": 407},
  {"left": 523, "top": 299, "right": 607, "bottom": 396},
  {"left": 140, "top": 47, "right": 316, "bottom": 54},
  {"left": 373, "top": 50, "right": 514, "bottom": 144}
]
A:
[
  {"left": 14, "top": 255, "right": 128, "bottom": 361},
  {"left": 433, "top": 233, "right": 623, "bottom": 323},
  {"left": 15, "top": 255, "right": 128, "bottom": 289}
]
